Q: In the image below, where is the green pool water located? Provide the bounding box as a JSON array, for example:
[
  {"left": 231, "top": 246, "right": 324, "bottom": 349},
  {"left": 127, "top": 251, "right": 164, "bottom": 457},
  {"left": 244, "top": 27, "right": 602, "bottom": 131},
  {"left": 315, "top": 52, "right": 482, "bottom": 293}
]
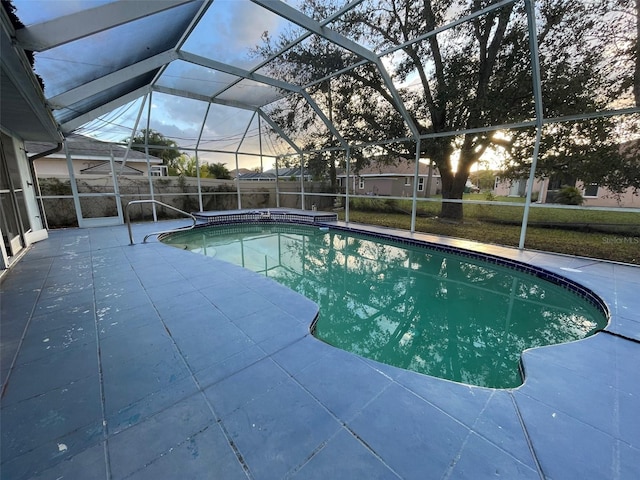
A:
[{"left": 163, "top": 223, "right": 607, "bottom": 388}]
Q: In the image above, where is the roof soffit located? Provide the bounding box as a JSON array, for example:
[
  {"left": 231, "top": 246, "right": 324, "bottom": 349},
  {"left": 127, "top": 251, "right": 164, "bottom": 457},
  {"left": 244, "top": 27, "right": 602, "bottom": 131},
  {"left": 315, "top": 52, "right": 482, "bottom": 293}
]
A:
[{"left": 1, "top": 8, "right": 61, "bottom": 142}]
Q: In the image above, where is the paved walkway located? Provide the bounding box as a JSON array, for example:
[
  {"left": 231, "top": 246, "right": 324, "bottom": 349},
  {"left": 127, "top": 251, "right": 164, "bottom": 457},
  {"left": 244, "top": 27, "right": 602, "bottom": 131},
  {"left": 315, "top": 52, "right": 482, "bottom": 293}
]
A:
[{"left": 1, "top": 220, "right": 639, "bottom": 479}]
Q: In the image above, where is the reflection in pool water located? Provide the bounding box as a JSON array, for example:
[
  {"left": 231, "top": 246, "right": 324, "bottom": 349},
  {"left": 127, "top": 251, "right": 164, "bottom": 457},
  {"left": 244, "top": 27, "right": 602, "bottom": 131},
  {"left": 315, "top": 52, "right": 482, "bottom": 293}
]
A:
[{"left": 163, "top": 224, "right": 607, "bottom": 388}]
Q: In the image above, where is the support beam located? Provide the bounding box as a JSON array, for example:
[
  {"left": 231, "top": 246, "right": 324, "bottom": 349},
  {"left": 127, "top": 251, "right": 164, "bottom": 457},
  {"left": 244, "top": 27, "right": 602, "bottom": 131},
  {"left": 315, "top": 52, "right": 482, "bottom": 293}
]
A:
[
  {"left": 48, "top": 50, "right": 178, "bottom": 109},
  {"left": 145, "top": 93, "right": 158, "bottom": 222},
  {"left": 179, "top": 51, "right": 301, "bottom": 94},
  {"left": 16, "top": 0, "right": 198, "bottom": 52},
  {"left": 519, "top": 0, "right": 545, "bottom": 250},
  {"left": 200, "top": 1, "right": 366, "bottom": 108},
  {"left": 410, "top": 139, "right": 421, "bottom": 232},
  {"left": 149, "top": 1, "right": 213, "bottom": 88},
  {"left": 301, "top": 92, "right": 348, "bottom": 148},
  {"left": 119, "top": 93, "right": 148, "bottom": 175},
  {"left": 251, "top": 0, "right": 419, "bottom": 137},
  {"left": 60, "top": 86, "right": 150, "bottom": 132},
  {"left": 251, "top": 0, "right": 377, "bottom": 63},
  {"left": 153, "top": 85, "right": 259, "bottom": 111},
  {"left": 257, "top": 109, "right": 302, "bottom": 155},
  {"left": 181, "top": 52, "right": 348, "bottom": 148}
]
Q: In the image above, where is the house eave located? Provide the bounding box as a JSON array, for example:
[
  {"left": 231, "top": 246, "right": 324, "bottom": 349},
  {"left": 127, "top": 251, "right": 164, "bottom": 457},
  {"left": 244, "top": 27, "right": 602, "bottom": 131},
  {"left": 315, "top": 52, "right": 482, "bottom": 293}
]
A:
[{"left": 1, "top": 8, "right": 61, "bottom": 143}]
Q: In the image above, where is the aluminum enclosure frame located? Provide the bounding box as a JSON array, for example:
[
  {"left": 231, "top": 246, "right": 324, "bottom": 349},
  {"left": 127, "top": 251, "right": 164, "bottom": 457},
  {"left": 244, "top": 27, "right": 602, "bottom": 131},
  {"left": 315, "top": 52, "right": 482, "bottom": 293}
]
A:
[{"left": 9, "top": 0, "right": 639, "bottom": 247}]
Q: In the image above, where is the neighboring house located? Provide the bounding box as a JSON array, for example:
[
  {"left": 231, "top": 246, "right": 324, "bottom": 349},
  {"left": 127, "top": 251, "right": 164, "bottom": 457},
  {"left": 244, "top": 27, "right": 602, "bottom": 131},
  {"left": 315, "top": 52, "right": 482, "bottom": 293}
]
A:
[
  {"left": 493, "top": 139, "right": 640, "bottom": 207},
  {"left": 230, "top": 168, "right": 258, "bottom": 179},
  {"left": 235, "top": 167, "right": 312, "bottom": 181},
  {"left": 26, "top": 133, "right": 166, "bottom": 177},
  {"left": 493, "top": 176, "right": 545, "bottom": 198},
  {"left": 493, "top": 176, "right": 638, "bottom": 207},
  {"left": 570, "top": 181, "right": 638, "bottom": 207},
  {"left": 235, "top": 171, "right": 276, "bottom": 181},
  {"left": 337, "top": 159, "right": 441, "bottom": 197}
]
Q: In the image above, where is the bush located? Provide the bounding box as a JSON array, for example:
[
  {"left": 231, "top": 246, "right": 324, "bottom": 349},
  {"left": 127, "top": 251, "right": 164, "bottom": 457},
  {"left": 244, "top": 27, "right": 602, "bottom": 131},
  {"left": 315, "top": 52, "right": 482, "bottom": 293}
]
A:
[
  {"left": 555, "top": 186, "right": 584, "bottom": 205},
  {"left": 39, "top": 177, "right": 72, "bottom": 195},
  {"left": 350, "top": 197, "right": 396, "bottom": 212}
]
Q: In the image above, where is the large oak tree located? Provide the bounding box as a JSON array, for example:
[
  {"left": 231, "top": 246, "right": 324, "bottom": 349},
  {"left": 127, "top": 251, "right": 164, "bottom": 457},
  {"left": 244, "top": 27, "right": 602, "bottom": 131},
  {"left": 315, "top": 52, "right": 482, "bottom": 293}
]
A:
[{"left": 256, "top": 0, "right": 637, "bottom": 219}]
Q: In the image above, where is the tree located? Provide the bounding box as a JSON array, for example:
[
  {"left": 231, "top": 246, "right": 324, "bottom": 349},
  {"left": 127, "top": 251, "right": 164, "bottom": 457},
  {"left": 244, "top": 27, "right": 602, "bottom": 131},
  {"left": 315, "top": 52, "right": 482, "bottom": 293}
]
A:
[
  {"left": 255, "top": 0, "right": 636, "bottom": 220},
  {"left": 208, "top": 162, "right": 231, "bottom": 179},
  {"left": 473, "top": 168, "right": 498, "bottom": 192},
  {"left": 254, "top": 27, "right": 350, "bottom": 192},
  {"left": 636, "top": 0, "right": 640, "bottom": 106},
  {"left": 170, "top": 154, "right": 209, "bottom": 177},
  {"left": 501, "top": 118, "right": 640, "bottom": 197},
  {"left": 125, "top": 129, "right": 181, "bottom": 169}
]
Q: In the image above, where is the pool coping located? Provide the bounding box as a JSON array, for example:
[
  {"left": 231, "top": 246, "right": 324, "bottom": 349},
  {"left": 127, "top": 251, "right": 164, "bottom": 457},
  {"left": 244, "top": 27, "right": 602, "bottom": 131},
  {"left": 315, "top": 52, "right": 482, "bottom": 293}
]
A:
[
  {"left": 1, "top": 217, "right": 639, "bottom": 479},
  {"left": 193, "top": 208, "right": 339, "bottom": 225}
]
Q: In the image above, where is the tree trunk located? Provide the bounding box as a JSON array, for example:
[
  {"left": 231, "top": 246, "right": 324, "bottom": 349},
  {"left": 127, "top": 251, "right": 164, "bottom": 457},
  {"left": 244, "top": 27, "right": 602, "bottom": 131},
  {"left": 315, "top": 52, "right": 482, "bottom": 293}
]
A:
[
  {"left": 329, "top": 152, "right": 338, "bottom": 193},
  {"left": 635, "top": 0, "right": 640, "bottom": 107},
  {"left": 439, "top": 170, "right": 467, "bottom": 221},
  {"left": 437, "top": 132, "right": 483, "bottom": 221}
]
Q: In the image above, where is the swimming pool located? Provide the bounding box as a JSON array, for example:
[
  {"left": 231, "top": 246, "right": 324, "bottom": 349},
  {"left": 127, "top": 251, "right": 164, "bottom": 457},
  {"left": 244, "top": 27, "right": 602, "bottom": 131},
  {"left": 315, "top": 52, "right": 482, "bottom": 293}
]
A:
[{"left": 162, "top": 223, "right": 608, "bottom": 388}]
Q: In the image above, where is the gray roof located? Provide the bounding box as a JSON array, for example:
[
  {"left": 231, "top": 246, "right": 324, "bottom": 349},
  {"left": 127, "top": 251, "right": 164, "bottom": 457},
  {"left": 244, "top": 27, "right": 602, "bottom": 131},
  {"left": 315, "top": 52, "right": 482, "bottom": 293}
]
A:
[
  {"left": 264, "top": 167, "right": 310, "bottom": 178},
  {"left": 237, "top": 171, "right": 277, "bottom": 180},
  {"left": 338, "top": 158, "right": 440, "bottom": 177},
  {"left": 237, "top": 167, "right": 312, "bottom": 180},
  {"left": 25, "top": 133, "right": 162, "bottom": 163},
  {"left": 80, "top": 161, "right": 144, "bottom": 175}
]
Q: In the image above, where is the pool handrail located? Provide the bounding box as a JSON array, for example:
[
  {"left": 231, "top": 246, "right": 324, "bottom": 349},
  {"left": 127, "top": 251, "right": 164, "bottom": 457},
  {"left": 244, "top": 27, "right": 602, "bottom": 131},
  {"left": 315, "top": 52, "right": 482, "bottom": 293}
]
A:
[{"left": 125, "top": 200, "right": 197, "bottom": 245}]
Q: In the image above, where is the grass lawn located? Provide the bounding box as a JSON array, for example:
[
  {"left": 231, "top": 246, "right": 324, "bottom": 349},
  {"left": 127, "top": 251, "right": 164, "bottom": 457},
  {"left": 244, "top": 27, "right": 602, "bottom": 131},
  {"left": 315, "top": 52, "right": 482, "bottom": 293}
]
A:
[{"left": 340, "top": 203, "right": 640, "bottom": 265}]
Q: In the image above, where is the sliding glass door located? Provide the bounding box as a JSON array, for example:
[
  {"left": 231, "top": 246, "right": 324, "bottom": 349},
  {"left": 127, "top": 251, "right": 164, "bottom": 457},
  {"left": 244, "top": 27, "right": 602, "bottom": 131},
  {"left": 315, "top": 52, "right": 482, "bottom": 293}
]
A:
[{"left": 0, "top": 132, "right": 29, "bottom": 261}]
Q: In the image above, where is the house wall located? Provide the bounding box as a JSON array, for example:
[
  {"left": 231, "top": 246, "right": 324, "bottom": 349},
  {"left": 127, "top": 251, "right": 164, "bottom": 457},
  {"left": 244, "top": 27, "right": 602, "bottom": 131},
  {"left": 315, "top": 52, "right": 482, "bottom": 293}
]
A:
[
  {"left": 493, "top": 177, "right": 638, "bottom": 207},
  {"left": 391, "top": 177, "right": 441, "bottom": 197},
  {"left": 576, "top": 182, "right": 639, "bottom": 208},
  {"left": 358, "top": 178, "right": 394, "bottom": 196},
  {"left": 493, "top": 177, "right": 545, "bottom": 198},
  {"left": 344, "top": 176, "right": 440, "bottom": 197},
  {"left": 33, "top": 156, "right": 153, "bottom": 176}
]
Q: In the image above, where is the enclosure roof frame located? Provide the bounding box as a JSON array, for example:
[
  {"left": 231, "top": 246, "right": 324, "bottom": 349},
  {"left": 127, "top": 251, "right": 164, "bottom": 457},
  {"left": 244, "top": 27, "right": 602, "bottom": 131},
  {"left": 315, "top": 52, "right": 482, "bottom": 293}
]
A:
[{"left": 10, "top": 0, "right": 432, "bottom": 144}]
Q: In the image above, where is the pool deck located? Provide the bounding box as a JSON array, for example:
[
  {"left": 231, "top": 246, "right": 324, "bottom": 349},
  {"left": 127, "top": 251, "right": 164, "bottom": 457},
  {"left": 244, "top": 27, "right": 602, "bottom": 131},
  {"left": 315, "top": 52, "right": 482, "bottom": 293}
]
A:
[{"left": 1, "top": 219, "right": 639, "bottom": 479}]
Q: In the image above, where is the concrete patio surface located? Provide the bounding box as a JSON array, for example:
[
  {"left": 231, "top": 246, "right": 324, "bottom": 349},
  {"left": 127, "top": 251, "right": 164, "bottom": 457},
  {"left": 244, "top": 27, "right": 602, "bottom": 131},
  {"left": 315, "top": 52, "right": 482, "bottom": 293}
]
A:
[{"left": 1, "top": 219, "right": 639, "bottom": 479}]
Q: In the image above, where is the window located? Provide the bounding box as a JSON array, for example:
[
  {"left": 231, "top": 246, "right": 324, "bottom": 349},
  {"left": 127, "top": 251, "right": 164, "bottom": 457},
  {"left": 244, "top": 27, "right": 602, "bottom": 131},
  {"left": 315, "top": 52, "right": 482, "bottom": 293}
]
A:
[
  {"left": 150, "top": 165, "right": 168, "bottom": 177},
  {"left": 584, "top": 183, "right": 599, "bottom": 197},
  {"left": 418, "top": 177, "right": 425, "bottom": 192},
  {"left": 404, "top": 177, "right": 411, "bottom": 186},
  {"left": 359, "top": 177, "right": 365, "bottom": 190}
]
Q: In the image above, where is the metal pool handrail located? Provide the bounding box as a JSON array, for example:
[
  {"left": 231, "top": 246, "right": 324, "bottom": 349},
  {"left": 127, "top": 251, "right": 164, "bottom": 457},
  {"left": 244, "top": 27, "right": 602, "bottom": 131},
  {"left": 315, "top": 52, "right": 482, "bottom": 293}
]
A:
[{"left": 125, "top": 200, "right": 197, "bottom": 245}]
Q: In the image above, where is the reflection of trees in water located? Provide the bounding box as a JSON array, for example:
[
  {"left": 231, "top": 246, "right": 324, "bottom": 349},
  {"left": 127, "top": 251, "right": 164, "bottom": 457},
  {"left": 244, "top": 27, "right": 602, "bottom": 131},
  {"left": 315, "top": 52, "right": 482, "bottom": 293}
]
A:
[{"left": 168, "top": 225, "right": 605, "bottom": 389}]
